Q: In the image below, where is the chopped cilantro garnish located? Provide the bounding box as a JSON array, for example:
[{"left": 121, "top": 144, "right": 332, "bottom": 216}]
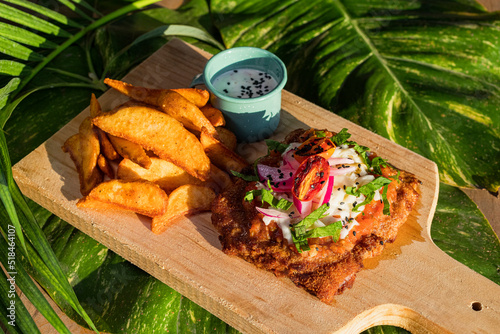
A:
[
  {"left": 291, "top": 204, "right": 337, "bottom": 253},
  {"left": 391, "top": 170, "right": 401, "bottom": 183},
  {"left": 244, "top": 185, "right": 292, "bottom": 210},
  {"left": 368, "top": 156, "right": 388, "bottom": 175},
  {"left": 315, "top": 130, "right": 327, "bottom": 138},
  {"left": 307, "top": 221, "right": 342, "bottom": 240},
  {"left": 348, "top": 141, "right": 371, "bottom": 165},
  {"left": 381, "top": 184, "right": 390, "bottom": 215},
  {"left": 346, "top": 177, "right": 392, "bottom": 214},
  {"left": 331, "top": 128, "right": 351, "bottom": 145},
  {"left": 231, "top": 170, "right": 259, "bottom": 181},
  {"left": 265, "top": 139, "right": 289, "bottom": 154},
  {"left": 293, "top": 204, "right": 329, "bottom": 235}
]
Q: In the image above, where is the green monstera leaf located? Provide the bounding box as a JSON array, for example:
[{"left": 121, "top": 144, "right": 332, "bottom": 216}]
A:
[{"left": 212, "top": 0, "right": 500, "bottom": 193}]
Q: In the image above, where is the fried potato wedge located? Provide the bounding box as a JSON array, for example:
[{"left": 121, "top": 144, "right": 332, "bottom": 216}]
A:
[
  {"left": 97, "top": 154, "right": 114, "bottom": 179},
  {"left": 98, "top": 129, "right": 120, "bottom": 161},
  {"left": 117, "top": 157, "right": 232, "bottom": 193},
  {"left": 62, "top": 117, "right": 103, "bottom": 196},
  {"left": 63, "top": 133, "right": 98, "bottom": 196},
  {"left": 159, "top": 90, "right": 218, "bottom": 136},
  {"left": 216, "top": 126, "right": 237, "bottom": 151},
  {"left": 200, "top": 127, "right": 248, "bottom": 174},
  {"left": 104, "top": 78, "right": 217, "bottom": 137},
  {"left": 89, "top": 93, "right": 101, "bottom": 118},
  {"left": 77, "top": 179, "right": 168, "bottom": 217},
  {"left": 151, "top": 184, "right": 215, "bottom": 234},
  {"left": 108, "top": 134, "right": 151, "bottom": 169},
  {"left": 79, "top": 117, "right": 102, "bottom": 189},
  {"left": 117, "top": 157, "right": 204, "bottom": 193},
  {"left": 171, "top": 88, "right": 209, "bottom": 107},
  {"left": 200, "top": 104, "right": 225, "bottom": 127},
  {"left": 73, "top": 198, "right": 127, "bottom": 213},
  {"left": 92, "top": 105, "right": 211, "bottom": 181},
  {"left": 90, "top": 95, "right": 120, "bottom": 161}
]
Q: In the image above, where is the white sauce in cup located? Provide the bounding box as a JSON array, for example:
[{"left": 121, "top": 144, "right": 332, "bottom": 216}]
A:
[{"left": 212, "top": 68, "right": 278, "bottom": 99}]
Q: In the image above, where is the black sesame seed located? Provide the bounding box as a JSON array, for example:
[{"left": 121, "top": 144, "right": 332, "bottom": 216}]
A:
[
  {"left": 223, "top": 89, "right": 228, "bottom": 93},
  {"left": 380, "top": 241, "right": 384, "bottom": 245},
  {"left": 353, "top": 231, "right": 356, "bottom": 236},
  {"left": 340, "top": 202, "right": 345, "bottom": 205},
  {"left": 234, "top": 70, "right": 238, "bottom": 72}
]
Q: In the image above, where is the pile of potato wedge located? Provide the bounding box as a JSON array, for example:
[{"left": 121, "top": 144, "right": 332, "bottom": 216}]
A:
[{"left": 62, "top": 78, "right": 249, "bottom": 234}]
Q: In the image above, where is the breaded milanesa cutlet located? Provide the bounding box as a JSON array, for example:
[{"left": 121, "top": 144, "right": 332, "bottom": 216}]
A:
[{"left": 211, "top": 129, "right": 420, "bottom": 304}]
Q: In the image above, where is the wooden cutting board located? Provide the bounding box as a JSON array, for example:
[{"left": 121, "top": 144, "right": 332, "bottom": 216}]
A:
[{"left": 12, "top": 39, "right": 500, "bottom": 334}]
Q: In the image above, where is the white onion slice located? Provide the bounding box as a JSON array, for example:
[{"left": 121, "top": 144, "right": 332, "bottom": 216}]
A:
[
  {"left": 328, "top": 157, "right": 354, "bottom": 165},
  {"left": 330, "top": 165, "right": 356, "bottom": 175}
]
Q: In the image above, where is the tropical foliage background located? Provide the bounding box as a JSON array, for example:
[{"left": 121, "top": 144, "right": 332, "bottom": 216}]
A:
[{"left": 1, "top": 0, "right": 499, "bottom": 333}]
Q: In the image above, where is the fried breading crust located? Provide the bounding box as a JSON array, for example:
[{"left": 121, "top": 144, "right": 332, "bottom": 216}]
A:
[{"left": 211, "top": 129, "right": 420, "bottom": 304}]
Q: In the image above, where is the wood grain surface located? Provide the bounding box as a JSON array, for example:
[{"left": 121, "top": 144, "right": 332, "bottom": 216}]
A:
[{"left": 13, "top": 39, "right": 500, "bottom": 333}]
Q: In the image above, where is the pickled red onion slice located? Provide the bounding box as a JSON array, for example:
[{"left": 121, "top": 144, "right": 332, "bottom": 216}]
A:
[
  {"left": 255, "top": 207, "right": 290, "bottom": 219},
  {"left": 315, "top": 175, "right": 334, "bottom": 206},
  {"left": 293, "top": 196, "right": 313, "bottom": 218},
  {"left": 257, "top": 164, "right": 294, "bottom": 192},
  {"left": 282, "top": 148, "right": 300, "bottom": 170}
]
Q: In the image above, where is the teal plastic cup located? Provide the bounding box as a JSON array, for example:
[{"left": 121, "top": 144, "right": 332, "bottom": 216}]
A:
[{"left": 191, "top": 47, "right": 287, "bottom": 143}]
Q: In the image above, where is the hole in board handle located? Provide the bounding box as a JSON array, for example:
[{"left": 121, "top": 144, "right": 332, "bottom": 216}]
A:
[{"left": 471, "top": 301, "right": 483, "bottom": 311}]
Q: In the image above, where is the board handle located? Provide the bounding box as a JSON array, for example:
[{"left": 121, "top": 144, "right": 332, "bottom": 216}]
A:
[{"left": 343, "top": 242, "right": 500, "bottom": 334}]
